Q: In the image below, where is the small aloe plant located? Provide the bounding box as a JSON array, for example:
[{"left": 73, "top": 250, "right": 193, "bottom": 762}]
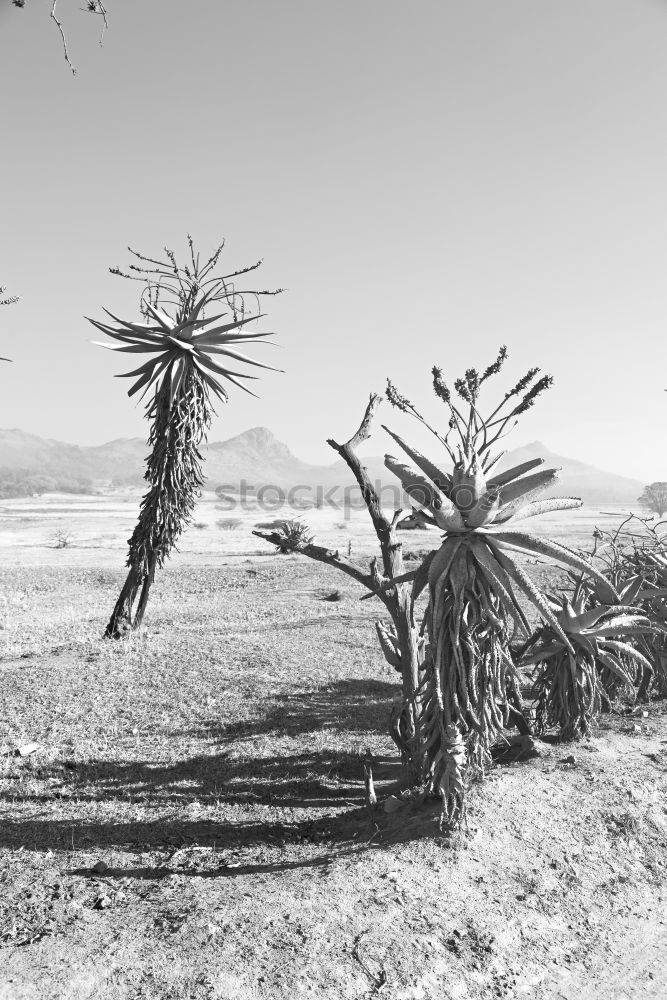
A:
[
  {"left": 383, "top": 347, "right": 615, "bottom": 825},
  {"left": 524, "top": 576, "right": 659, "bottom": 739},
  {"left": 271, "top": 520, "right": 315, "bottom": 553}
]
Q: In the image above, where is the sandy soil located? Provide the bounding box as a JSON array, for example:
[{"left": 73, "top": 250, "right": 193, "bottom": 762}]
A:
[{"left": 0, "top": 507, "right": 665, "bottom": 998}]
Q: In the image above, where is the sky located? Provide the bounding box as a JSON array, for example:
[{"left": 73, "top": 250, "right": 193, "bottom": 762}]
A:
[{"left": 0, "top": 0, "right": 666, "bottom": 480}]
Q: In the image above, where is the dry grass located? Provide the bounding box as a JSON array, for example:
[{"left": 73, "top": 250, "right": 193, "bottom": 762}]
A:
[{"left": 0, "top": 557, "right": 666, "bottom": 998}]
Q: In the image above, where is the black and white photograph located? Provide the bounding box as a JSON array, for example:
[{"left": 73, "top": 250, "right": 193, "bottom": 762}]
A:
[{"left": 1, "top": 2, "right": 666, "bottom": 997}]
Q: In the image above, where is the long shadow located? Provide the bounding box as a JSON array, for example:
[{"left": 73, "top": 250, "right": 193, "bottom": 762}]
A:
[
  {"left": 200, "top": 677, "right": 400, "bottom": 743},
  {"left": 0, "top": 806, "right": 376, "bottom": 858},
  {"left": 0, "top": 748, "right": 403, "bottom": 810},
  {"left": 0, "top": 677, "right": 407, "bottom": 854},
  {"left": 66, "top": 848, "right": 369, "bottom": 881}
]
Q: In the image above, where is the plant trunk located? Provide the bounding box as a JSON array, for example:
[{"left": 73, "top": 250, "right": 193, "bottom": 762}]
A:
[
  {"left": 105, "top": 370, "right": 210, "bottom": 639},
  {"left": 105, "top": 565, "right": 144, "bottom": 638}
]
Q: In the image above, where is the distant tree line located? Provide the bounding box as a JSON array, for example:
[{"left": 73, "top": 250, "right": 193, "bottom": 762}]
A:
[{"left": 0, "top": 468, "right": 93, "bottom": 498}]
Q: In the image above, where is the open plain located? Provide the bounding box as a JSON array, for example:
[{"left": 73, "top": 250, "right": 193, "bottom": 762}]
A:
[{"left": 1, "top": 495, "right": 666, "bottom": 999}]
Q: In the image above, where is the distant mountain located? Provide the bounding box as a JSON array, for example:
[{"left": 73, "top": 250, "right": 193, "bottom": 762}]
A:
[
  {"left": 492, "top": 441, "right": 643, "bottom": 504},
  {"left": 320, "top": 439, "right": 644, "bottom": 504},
  {"left": 0, "top": 426, "right": 645, "bottom": 503}
]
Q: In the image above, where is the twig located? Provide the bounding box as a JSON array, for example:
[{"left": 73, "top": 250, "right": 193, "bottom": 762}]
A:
[
  {"left": 352, "top": 931, "right": 388, "bottom": 992},
  {"left": 51, "top": 0, "right": 75, "bottom": 74}
]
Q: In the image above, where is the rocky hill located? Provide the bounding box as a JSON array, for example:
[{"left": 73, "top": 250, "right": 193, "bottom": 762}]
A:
[{"left": 0, "top": 427, "right": 645, "bottom": 503}]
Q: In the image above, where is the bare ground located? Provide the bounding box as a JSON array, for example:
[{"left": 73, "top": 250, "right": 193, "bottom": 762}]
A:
[{"left": 1, "top": 555, "right": 666, "bottom": 999}]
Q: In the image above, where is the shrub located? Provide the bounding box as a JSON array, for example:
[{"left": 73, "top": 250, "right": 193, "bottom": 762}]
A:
[
  {"left": 269, "top": 519, "right": 314, "bottom": 553},
  {"left": 52, "top": 528, "right": 73, "bottom": 549}
]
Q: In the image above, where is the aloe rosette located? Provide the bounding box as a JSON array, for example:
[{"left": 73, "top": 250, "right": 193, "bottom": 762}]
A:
[
  {"left": 89, "top": 240, "right": 281, "bottom": 637},
  {"left": 578, "top": 523, "right": 667, "bottom": 697},
  {"left": 384, "top": 349, "right": 617, "bottom": 825},
  {"left": 524, "top": 579, "right": 660, "bottom": 738}
]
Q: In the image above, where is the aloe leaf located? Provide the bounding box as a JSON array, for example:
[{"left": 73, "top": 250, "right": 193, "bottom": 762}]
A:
[
  {"left": 190, "top": 314, "right": 265, "bottom": 343},
  {"left": 487, "top": 458, "right": 544, "bottom": 490},
  {"left": 402, "top": 509, "right": 437, "bottom": 528},
  {"left": 593, "top": 615, "right": 661, "bottom": 636},
  {"left": 90, "top": 325, "right": 165, "bottom": 347},
  {"left": 203, "top": 345, "right": 282, "bottom": 371},
  {"left": 428, "top": 539, "right": 464, "bottom": 623},
  {"left": 412, "top": 551, "right": 437, "bottom": 601},
  {"left": 382, "top": 426, "right": 452, "bottom": 490},
  {"left": 143, "top": 301, "right": 174, "bottom": 331},
  {"left": 595, "top": 650, "right": 635, "bottom": 689},
  {"left": 575, "top": 605, "right": 637, "bottom": 632},
  {"left": 468, "top": 538, "right": 530, "bottom": 634},
  {"left": 197, "top": 367, "right": 230, "bottom": 403},
  {"left": 499, "top": 497, "right": 582, "bottom": 524},
  {"left": 636, "top": 587, "right": 667, "bottom": 601},
  {"left": 86, "top": 317, "right": 137, "bottom": 340},
  {"left": 496, "top": 469, "right": 561, "bottom": 510},
  {"left": 481, "top": 450, "right": 506, "bottom": 476},
  {"left": 182, "top": 311, "right": 229, "bottom": 331},
  {"left": 167, "top": 357, "right": 186, "bottom": 406},
  {"left": 195, "top": 330, "right": 277, "bottom": 346},
  {"left": 488, "top": 542, "right": 574, "bottom": 651},
  {"left": 433, "top": 507, "right": 467, "bottom": 531},
  {"left": 600, "top": 639, "right": 653, "bottom": 672},
  {"left": 490, "top": 531, "right": 619, "bottom": 598},
  {"left": 116, "top": 355, "right": 168, "bottom": 381},
  {"left": 385, "top": 455, "right": 445, "bottom": 510},
  {"left": 465, "top": 493, "right": 500, "bottom": 529},
  {"left": 99, "top": 309, "right": 166, "bottom": 338},
  {"left": 619, "top": 577, "right": 644, "bottom": 605},
  {"left": 92, "top": 341, "right": 168, "bottom": 355},
  {"left": 520, "top": 641, "right": 565, "bottom": 665},
  {"left": 192, "top": 357, "right": 258, "bottom": 397},
  {"left": 193, "top": 353, "right": 259, "bottom": 380},
  {"left": 574, "top": 633, "right": 597, "bottom": 656},
  {"left": 126, "top": 358, "right": 169, "bottom": 398}
]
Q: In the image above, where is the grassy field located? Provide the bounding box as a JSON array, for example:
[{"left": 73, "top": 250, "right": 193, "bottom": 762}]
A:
[{"left": 1, "top": 497, "right": 666, "bottom": 999}]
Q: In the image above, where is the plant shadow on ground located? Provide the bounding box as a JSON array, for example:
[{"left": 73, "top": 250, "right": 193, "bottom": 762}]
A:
[{"left": 0, "top": 678, "right": 414, "bottom": 863}]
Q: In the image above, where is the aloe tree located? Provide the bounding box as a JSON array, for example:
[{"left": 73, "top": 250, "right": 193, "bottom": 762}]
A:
[
  {"left": 383, "top": 348, "right": 615, "bottom": 826},
  {"left": 88, "top": 239, "right": 281, "bottom": 638}
]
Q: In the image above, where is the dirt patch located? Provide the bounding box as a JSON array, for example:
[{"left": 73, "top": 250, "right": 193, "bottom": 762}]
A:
[{"left": 1, "top": 559, "right": 666, "bottom": 999}]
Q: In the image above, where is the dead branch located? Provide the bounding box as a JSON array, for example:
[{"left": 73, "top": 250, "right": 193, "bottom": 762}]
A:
[
  {"left": 51, "top": 0, "right": 75, "bottom": 73},
  {"left": 12, "top": 1, "right": 110, "bottom": 74},
  {"left": 327, "top": 393, "right": 397, "bottom": 576},
  {"left": 252, "top": 530, "right": 381, "bottom": 597}
]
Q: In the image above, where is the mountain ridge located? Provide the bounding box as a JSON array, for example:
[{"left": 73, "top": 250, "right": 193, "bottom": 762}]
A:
[{"left": 0, "top": 426, "right": 645, "bottom": 503}]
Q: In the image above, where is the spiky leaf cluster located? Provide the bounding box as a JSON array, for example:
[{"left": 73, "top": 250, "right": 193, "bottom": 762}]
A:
[
  {"left": 88, "top": 242, "right": 280, "bottom": 418},
  {"left": 525, "top": 578, "right": 661, "bottom": 739}
]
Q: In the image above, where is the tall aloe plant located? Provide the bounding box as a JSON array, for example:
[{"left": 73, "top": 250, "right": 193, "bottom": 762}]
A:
[
  {"left": 384, "top": 348, "right": 615, "bottom": 826},
  {"left": 88, "top": 239, "right": 281, "bottom": 638}
]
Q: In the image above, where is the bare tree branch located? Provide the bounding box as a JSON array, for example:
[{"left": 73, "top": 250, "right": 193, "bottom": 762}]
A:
[
  {"left": 12, "top": 0, "right": 111, "bottom": 73},
  {"left": 252, "top": 530, "right": 380, "bottom": 596},
  {"left": 51, "top": 0, "right": 76, "bottom": 74}
]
